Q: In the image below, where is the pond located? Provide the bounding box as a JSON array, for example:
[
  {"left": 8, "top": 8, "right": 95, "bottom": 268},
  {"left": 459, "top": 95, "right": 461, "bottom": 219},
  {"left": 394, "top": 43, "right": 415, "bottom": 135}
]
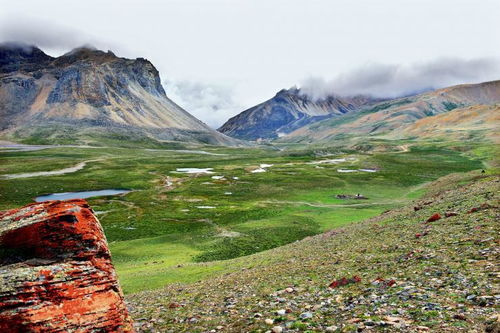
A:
[{"left": 35, "top": 189, "right": 131, "bottom": 202}]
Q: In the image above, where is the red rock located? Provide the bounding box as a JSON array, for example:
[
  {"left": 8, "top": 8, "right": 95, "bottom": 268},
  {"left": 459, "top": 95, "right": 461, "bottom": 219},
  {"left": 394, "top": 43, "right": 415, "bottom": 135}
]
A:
[
  {"left": 329, "top": 275, "right": 361, "bottom": 288},
  {"left": 467, "top": 203, "right": 492, "bottom": 214},
  {"left": 453, "top": 313, "right": 467, "bottom": 321},
  {"left": 426, "top": 213, "right": 441, "bottom": 222},
  {"left": 168, "top": 302, "right": 182, "bottom": 309},
  {"left": 0, "top": 199, "right": 134, "bottom": 332},
  {"left": 445, "top": 211, "right": 458, "bottom": 217},
  {"left": 415, "top": 231, "right": 429, "bottom": 238},
  {"left": 372, "top": 277, "right": 396, "bottom": 288}
]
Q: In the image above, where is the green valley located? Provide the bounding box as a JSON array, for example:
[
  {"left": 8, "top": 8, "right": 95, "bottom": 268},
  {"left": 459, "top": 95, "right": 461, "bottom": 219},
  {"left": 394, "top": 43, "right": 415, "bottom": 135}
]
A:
[{"left": 0, "top": 140, "right": 489, "bottom": 294}]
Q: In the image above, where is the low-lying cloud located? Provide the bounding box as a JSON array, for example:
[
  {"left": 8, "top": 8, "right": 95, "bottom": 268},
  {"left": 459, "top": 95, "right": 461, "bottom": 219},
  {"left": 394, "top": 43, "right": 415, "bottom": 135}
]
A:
[
  {"left": 0, "top": 17, "right": 116, "bottom": 55},
  {"left": 163, "top": 79, "right": 243, "bottom": 129},
  {"left": 300, "top": 58, "right": 500, "bottom": 99}
]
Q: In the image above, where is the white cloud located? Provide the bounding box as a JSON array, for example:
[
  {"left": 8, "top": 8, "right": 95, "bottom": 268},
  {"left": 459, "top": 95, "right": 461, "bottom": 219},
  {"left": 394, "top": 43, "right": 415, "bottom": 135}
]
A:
[
  {"left": 0, "top": 17, "right": 120, "bottom": 56},
  {"left": 163, "top": 79, "right": 244, "bottom": 129},
  {"left": 300, "top": 58, "right": 500, "bottom": 99}
]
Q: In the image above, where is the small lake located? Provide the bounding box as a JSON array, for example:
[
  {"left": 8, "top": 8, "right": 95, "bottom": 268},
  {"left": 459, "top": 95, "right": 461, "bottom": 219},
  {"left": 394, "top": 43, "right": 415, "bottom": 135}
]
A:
[{"left": 35, "top": 189, "right": 131, "bottom": 202}]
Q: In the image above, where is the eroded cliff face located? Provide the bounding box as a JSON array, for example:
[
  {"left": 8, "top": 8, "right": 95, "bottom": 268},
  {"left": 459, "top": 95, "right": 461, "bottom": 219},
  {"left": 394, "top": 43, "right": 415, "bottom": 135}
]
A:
[
  {"left": 0, "top": 199, "right": 134, "bottom": 332},
  {"left": 0, "top": 43, "right": 239, "bottom": 146}
]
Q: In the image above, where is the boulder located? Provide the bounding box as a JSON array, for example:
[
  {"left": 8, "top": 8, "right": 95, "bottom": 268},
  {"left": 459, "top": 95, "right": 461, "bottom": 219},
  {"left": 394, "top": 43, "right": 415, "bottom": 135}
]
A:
[
  {"left": 0, "top": 199, "right": 134, "bottom": 332},
  {"left": 426, "top": 213, "right": 441, "bottom": 223}
]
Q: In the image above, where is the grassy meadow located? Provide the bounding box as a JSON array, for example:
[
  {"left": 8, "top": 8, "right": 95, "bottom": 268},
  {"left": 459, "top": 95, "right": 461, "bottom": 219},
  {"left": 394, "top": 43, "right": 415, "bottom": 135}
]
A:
[{"left": 0, "top": 141, "right": 487, "bottom": 293}]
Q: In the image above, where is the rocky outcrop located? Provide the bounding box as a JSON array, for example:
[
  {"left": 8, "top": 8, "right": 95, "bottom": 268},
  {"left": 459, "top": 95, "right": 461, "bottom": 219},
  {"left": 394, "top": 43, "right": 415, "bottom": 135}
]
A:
[{"left": 0, "top": 199, "right": 134, "bottom": 332}]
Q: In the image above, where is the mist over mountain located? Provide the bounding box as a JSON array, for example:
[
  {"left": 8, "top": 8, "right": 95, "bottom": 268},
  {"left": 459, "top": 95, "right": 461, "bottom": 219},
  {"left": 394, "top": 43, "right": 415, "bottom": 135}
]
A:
[
  {"left": 299, "top": 58, "right": 500, "bottom": 100},
  {"left": 163, "top": 79, "right": 243, "bottom": 129}
]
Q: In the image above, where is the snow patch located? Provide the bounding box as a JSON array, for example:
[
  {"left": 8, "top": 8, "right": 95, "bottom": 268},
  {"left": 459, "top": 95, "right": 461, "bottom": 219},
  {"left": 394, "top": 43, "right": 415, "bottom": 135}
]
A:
[
  {"left": 173, "top": 168, "right": 214, "bottom": 174},
  {"left": 308, "top": 158, "right": 346, "bottom": 165},
  {"left": 337, "top": 169, "right": 358, "bottom": 173},
  {"left": 359, "top": 168, "right": 378, "bottom": 172}
]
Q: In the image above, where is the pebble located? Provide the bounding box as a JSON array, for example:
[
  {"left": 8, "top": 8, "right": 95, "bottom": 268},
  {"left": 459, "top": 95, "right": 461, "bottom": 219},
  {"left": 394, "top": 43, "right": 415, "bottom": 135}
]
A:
[
  {"left": 364, "top": 320, "right": 375, "bottom": 326},
  {"left": 276, "top": 309, "right": 286, "bottom": 315},
  {"left": 300, "top": 312, "right": 313, "bottom": 319},
  {"left": 265, "top": 318, "right": 274, "bottom": 325},
  {"left": 272, "top": 326, "right": 283, "bottom": 333}
]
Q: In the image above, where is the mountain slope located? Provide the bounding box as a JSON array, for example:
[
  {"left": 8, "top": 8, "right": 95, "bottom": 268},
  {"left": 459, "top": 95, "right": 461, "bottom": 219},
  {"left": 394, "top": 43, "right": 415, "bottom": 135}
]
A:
[
  {"left": 218, "top": 88, "right": 377, "bottom": 140},
  {"left": 127, "top": 172, "right": 499, "bottom": 332},
  {"left": 282, "top": 80, "right": 500, "bottom": 143},
  {"left": 0, "top": 43, "right": 239, "bottom": 146},
  {"left": 392, "top": 104, "right": 500, "bottom": 142}
]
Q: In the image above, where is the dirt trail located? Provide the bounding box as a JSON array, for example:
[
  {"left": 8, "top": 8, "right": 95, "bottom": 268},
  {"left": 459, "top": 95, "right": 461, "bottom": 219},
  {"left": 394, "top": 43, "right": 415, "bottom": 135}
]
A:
[
  {"left": 260, "top": 199, "right": 402, "bottom": 208},
  {"left": 397, "top": 144, "right": 410, "bottom": 152},
  {"left": 198, "top": 218, "right": 242, "bottom": 237},
  {"left": 1, "top": 158, "right": 105, "bottom": 179}
]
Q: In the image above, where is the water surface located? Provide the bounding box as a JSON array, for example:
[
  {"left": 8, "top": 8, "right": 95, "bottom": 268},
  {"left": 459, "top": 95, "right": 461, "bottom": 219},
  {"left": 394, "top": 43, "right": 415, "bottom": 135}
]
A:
[{"left": 35, "top": 189, "right": 131, "bottom": 202}]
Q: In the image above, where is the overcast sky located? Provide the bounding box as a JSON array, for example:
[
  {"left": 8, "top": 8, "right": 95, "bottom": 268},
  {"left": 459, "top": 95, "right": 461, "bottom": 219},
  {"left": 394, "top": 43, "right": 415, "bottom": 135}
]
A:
[{"left": 1, "top": 0, "right": 499, "bottom": 127}]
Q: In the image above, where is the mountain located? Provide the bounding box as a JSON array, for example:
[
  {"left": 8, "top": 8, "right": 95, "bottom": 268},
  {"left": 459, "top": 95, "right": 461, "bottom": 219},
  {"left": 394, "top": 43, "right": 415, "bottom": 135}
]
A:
[
  {"left": 218, "top": 88, "right": 378, "bottom": 140},
  {"left": 0, "top": 43, "right": 239, "bottom": 146},
  {"left": 280, "top": 80, "right": 500, "bottom": 143}
]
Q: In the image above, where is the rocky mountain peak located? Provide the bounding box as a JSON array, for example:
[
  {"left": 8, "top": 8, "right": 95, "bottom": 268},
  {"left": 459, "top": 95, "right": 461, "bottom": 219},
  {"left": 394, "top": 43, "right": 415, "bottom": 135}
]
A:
[
  {"left": 0, "top": 42, "right": 53, "bottom": 73},
  {"left": 0, "top": 43, "right": 240, "bottom": 145},
  {"left": 54, "top": 46, "right": 119, "bottom": 66},
  {"left": 276, "top": 87, "right": 301, "bottom": 97},
  {"left": 219, "top": 87, "right": 378, "bottom": 140}
]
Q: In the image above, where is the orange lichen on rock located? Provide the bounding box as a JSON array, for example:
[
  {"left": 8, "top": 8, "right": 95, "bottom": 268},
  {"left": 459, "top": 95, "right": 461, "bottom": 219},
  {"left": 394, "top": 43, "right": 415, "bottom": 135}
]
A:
[{"left": 0, "top": 199, "right": 134, "bottom": 332}]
